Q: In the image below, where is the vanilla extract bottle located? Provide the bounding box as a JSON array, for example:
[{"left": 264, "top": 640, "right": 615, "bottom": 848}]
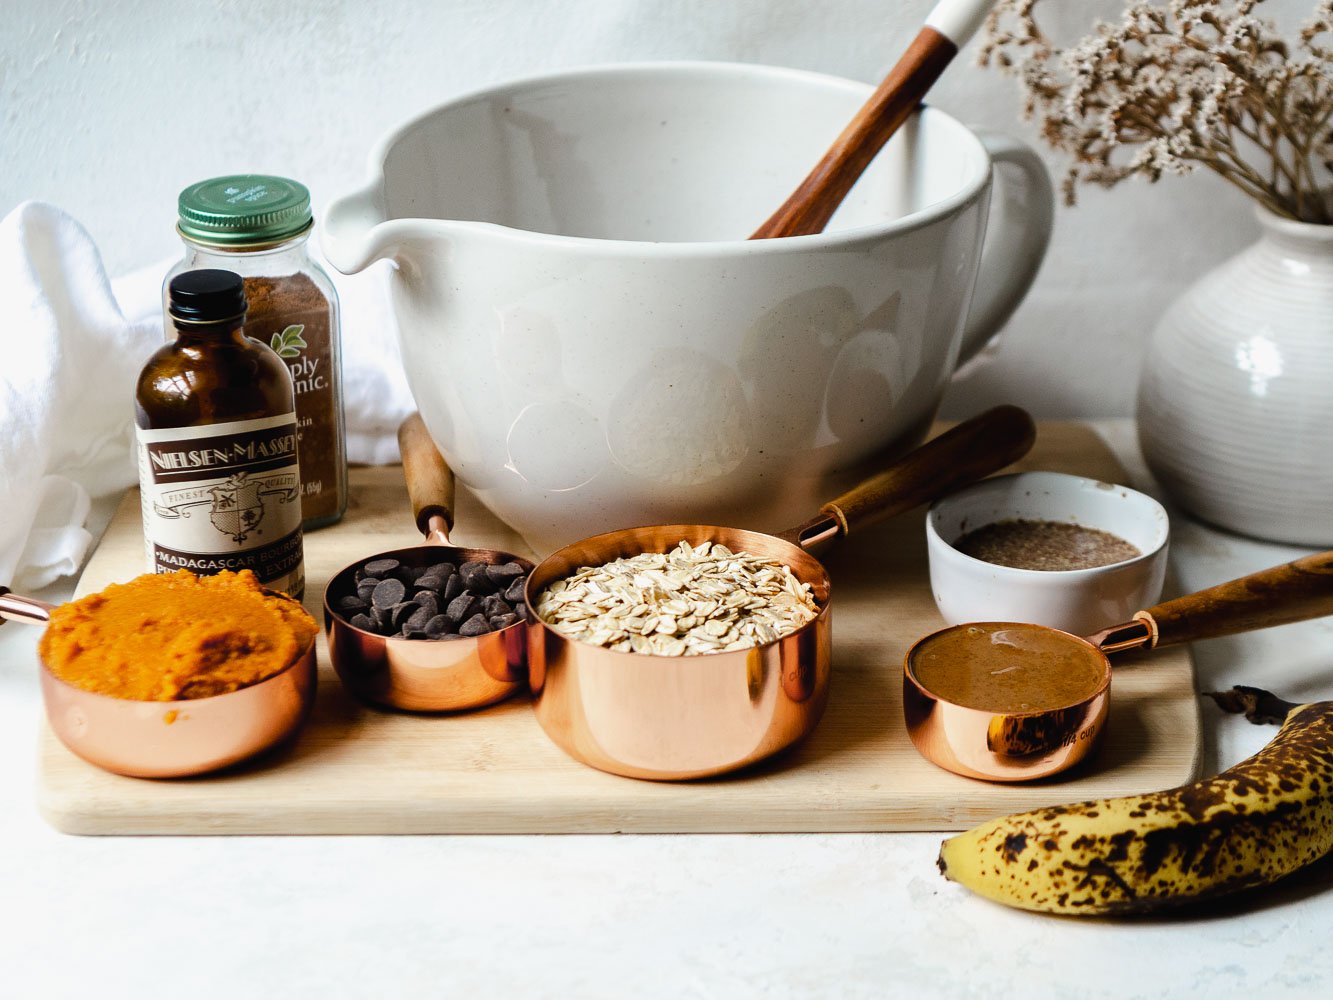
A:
[{"left": 135, "top": 269, "right": 305, "bottom": 598}]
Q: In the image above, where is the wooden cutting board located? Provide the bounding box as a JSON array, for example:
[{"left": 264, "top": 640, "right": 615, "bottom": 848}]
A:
[{"left": 36, "top": 422, "right": 1200, "bottom": 835}]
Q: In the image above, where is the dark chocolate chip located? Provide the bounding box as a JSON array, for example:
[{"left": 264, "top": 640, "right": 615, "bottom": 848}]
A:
[
  {"left": 491, "top": 613, "right": 520, "bottom": 630},
  {"left": 485, "top": 562, "right": 525, "bottom": 586},
  {"left": 371, "top": 577, "right": 406, "bottom": 609},
  {"left": 364, "top": 558, "right": 401, "bottom": 577},
  {"left": 391, "top": 601, "right": 420, "bottom": 629},
  {"left": 403, "top": 629, "right": 428, "bottom": 640},
  {"left": 371, "top": 605, "right": 393, "bottom": 630},
  {"left": 481, "top": 595, "right": 511, "bottom": 618},
  {"left": 350, "top": 613, "right": 375, "bottom": 632},
  {"left": 415, "top": 574, "right": 443, "bottom": 592},
  {"left": 442, "top": 574, "right": 464, "bottom": 601},
  {"left": 395, "top": 564, "right": 423, "bottom": 585},
  {"left": 356, "top": 580, "right": 378, "bottom": 601},
  {"left": 413, "top": 592, "right": 439, "bottom": 617},
  {"left": 428, "top": 562, "right": 456, "bottom": 580},
  {"left": 459, "top": 561, "right": 493, "bottom": 592},
  {"left": 513, "top": 602, "right": 526, "bottom": 619},
  {"left": 446, "top": 593, "right": 477, "bottom": 623},
  {"left": 504, "top": 578, "right": 526, "bottom": 603},
  {"left": 458, "top": 613, "right": 491, "bottom": 637},
  {"left": 404, "top": 605, "right": 435, "bottom": 633},
  {"left": 424, "top": 614, "right": 454, "bottom": 637},
  {"left": 339, "top": 595, "right": 369, "bottom": 614}
]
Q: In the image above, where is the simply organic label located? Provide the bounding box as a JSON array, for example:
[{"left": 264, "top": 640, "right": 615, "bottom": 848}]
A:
[{"left": 136, "top": 413, "right": 305, "bottom": 597}]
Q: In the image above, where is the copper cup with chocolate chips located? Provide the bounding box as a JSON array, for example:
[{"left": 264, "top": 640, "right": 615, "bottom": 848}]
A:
[{"left": 323, "top": 415, "right": 533, "bottom": 712}]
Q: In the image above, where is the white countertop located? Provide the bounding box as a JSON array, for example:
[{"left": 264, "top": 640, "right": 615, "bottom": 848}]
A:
[{"left": 4, "top": 422, "right": 1332, "bottom": 999}]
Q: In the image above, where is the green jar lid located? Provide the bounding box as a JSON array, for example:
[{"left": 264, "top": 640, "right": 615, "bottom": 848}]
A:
[{"left": 177, "top": 174, "right": 313, "bottom": 247}]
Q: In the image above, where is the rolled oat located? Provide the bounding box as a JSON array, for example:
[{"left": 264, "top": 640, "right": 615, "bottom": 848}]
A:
[{"left": 535, "top": 540, "right": 820, "bottom": 655}]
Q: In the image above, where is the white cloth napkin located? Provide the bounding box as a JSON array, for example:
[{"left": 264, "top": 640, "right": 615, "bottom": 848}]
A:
[{"left": 0, "top": 200, "right": 413, "bottom": 590}]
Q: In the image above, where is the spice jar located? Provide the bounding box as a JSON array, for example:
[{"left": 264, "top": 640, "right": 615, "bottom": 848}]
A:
[{"left": 166, "top": 174, "right": 347, "bottom": 529}]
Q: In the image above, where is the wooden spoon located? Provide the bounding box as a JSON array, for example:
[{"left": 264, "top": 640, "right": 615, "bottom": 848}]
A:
[{"left": 751, "top": 0, "right": 996, "bottom": 240}]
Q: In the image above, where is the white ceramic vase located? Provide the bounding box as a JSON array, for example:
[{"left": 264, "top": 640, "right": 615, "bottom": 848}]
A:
[{"left": 1137, "top": 206, "right": 1333, "bottom": 545}]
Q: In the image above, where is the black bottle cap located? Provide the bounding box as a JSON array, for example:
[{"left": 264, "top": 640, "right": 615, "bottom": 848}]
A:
[{"left": 168, "top": 269, "right": 248, "bottom": 324}]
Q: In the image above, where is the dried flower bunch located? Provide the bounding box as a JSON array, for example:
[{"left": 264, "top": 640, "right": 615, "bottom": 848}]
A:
[{"left": 980, "top": 0, "right": 1333, "bottom": 222}]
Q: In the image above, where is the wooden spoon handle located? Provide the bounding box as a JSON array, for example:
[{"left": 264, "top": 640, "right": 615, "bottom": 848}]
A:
[
  {"left": 1140, "top": 550, "right": 1333, "bottom": 648},
  {"left": 397, "top": 412, "right": 456, "bottom": 537},
  {"left": 751, "top": 0, "right": 995, "bottom": 240},
  {"left": 750, "top": 26, "right": 957, "bottom": 240},
  {"left": 820, "top": 404, "right": 1035, "bottom": 537}
]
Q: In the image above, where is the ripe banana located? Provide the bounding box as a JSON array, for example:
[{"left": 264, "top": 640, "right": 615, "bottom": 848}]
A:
[{"left": 937, "top": 687, "right": 1333, "bottom": 915}]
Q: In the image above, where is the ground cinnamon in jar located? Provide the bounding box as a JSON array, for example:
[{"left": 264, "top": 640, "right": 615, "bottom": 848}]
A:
[
  {"left": 167, "top": 175, "right": 348, "bottom": 529},
  {"left": 243, "top": 273, "right": 346, "bottom": 526}
]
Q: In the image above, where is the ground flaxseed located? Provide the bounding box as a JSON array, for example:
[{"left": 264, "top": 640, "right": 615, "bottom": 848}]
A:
[{"left": 953, "top": 519, "right": 1141, "bottom": 571}]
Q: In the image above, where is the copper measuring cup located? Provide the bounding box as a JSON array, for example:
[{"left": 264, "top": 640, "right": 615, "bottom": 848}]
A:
[
  {"left": 323, "top": 414, "right": 535, "bottom": 712},
  {"left": 524, "top": 405, "right": 1037, "bottom": 781},
  {"left": 1, "top": 588, "right": 316, "bottom": 779},
  {"left": 904, "top": 548, "right": 1333, "bottom": 782}
]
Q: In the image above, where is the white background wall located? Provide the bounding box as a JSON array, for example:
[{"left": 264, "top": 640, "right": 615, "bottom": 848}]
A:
[{"left": 2, "top": 0, "right": 1309, "bottom": 417}]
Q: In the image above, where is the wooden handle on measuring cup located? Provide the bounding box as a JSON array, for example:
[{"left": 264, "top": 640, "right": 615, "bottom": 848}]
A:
[
  {"left": 1138, "top": 549, "right": 1333, "bottom": 648},
  {"left": 820, "top": 404, "right": 1035, "bottom": 536},
  {"left": 398, "top": 412, "right": 456, "bottom": 537}
]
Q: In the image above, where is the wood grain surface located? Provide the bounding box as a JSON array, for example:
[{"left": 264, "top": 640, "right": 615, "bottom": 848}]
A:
[
  {"left": 1144, "top": 548, "right": 1333, "bottom": 648},
  {"left": 35, "top": 422, "right": 1201, "bottom": 835}
]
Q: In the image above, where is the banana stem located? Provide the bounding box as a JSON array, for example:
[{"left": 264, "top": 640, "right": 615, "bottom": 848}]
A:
[{"left": 1206, "top": 686, "right": 1300, "bottom": 726}]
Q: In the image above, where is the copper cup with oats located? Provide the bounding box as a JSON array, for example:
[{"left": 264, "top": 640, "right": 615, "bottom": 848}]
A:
[{"left": 524, "top": 406, "right": 1036, "bottom": 781}]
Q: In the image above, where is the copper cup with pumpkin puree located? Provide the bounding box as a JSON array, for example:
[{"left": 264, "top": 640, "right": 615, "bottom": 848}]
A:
[{"left": 5, "top": 569, "right": 318, "bottom": 778}]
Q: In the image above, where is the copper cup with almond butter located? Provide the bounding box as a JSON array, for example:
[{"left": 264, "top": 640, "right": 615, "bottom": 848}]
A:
[{"left": 904, "top": 549, "right": 1333, "bottom": 783}]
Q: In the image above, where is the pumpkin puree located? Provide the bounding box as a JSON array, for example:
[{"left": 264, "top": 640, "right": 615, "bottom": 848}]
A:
[{"left": 40, "top": 570, "right": 318, "bottom": 701}]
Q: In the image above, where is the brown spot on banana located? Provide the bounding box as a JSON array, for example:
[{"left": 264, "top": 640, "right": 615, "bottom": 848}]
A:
[{"left": 937, "top": 695, "right": 1333, "bottom": 915}]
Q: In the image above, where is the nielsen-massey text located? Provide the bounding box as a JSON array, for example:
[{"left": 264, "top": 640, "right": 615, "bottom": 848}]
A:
[{"left": 149, "top": 434, "right": 298, "bottom": 471}]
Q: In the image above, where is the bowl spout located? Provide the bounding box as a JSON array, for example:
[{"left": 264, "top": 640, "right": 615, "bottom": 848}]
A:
[{"left": 322, "top": 179, "right": 397, "bottom": 274}]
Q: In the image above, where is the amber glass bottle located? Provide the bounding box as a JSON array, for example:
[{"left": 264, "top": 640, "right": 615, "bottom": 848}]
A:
[{"left": 136, "top": 269, "right": 305, "bottom": 599}]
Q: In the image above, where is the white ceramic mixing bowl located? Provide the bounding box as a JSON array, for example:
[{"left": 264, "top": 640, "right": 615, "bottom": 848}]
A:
[{"left": 324, "top": 62, "right": 1053, "bottom": 551}]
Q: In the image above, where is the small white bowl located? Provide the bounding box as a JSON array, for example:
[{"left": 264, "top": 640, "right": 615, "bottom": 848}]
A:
[{"left": 926, "top": 472, "right": 1170, "bottom": 635}]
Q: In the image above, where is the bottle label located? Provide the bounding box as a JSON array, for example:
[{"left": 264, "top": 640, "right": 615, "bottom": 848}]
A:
[{"left": 136, "top": 413, "right": 305, "bottom": 597}]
